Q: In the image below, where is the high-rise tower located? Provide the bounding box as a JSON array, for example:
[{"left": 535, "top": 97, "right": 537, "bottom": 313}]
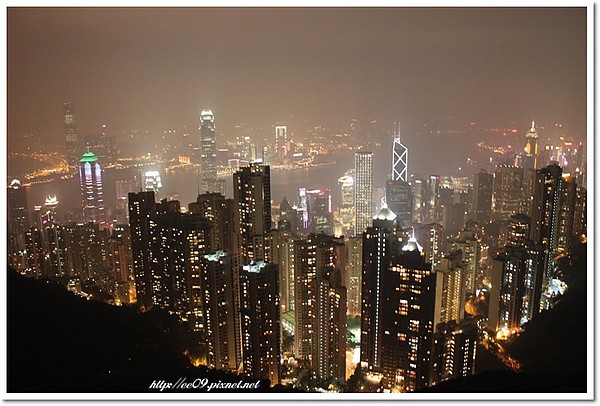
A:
[
  {"left": 355, "top": 152, "right": 374, "bottom": 235},
  {"left": 64, "top": 102, "right": 80, "bottom": 171},
  {"left": 392, "top": 121, "right": 408, "bottom": 182},
  {"left": 79, "top": 151, "right": 105, "bottom": 226},
  {"left": 199, "top": 109, "right": 219, "bottom": 193}
]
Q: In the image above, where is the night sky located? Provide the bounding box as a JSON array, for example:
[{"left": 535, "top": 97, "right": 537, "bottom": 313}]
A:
[{"left": 7, "top": 7, "right": 588, "bottom": 139}]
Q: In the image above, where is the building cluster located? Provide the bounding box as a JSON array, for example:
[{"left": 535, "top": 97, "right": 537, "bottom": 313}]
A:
[{"left": 6, "top": 106, "right": 587, "bottom": 392}]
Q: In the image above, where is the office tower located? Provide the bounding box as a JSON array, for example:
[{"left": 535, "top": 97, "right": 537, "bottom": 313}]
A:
[
  {"left": 144, "top": 171, "right": 162, "bottom": 197},
  {"left": 79, "top": 151, "right": 105, "bottom": 226},
  {"left": 199, "top": 109, "right": 219, "bottom": 193},
  {"left": 355, "top": 151, "right": 374, "bottom": 235},
  {"left": 506, "top": 214, "right": 531, "bottom": 247},
  {"left": 489, "top": 243, "right": 543, "bottom": 334},
  {"left": 294, "top": 233, "right": 345, "bottom": 360},
  {"left": 275, "top": 125, "right": 287, "bottom": 162},
  {"left": 189, "top": 192, "right": 235, "bottom": 253},
  {"left": 298, "top": 188, "right": 309, "bottom": 232},
  {"left": 493, "top": 165, "right": 524, "bottom": 221},
  {"left": 346, "top": 235, "right": 363, "bottom": 317},
  {"left": 64, "top": 102, "right": 80, "bottom": 170},
  {"left": 386, "top": 180, "right": 413, "bottom": 229},
  {"left": 451, "top": 230, "right": 481, "bottom": 299},
  {"left": 276, "top": 197, "right": 295, "bottom": 233},
  {"left": 521, "top": 121, "right": 540, "bottom": 211},
  {"left": 382, "top": 235, "right": 435, "bottom": 391},
  {"left": 115, "top": 179, "right": 136, "bottom": 224},
  {"left": 338, "top": 170, "right": 355, "bottom": 235},
  {"left": 305, "top": 188, "right": 333, "bottom": 235},
  {"left": 530, "top": 163, "right": 563, "bottom": 308},
  {"left": 233, "top": 164, "right": 272, "bottom": 265},
  {"left": 412, "top": 178, "right": 424, "bottom": 223},
  {"left": 313, "top": 267, "right": 347, "bottom": 384},
  {"left": 471, "top": 170, "right": 493, "bottom": 223},
  {"left": 413, "top": 223, "right": 443, "bottom": 268},
  {"left": 431, "top": 321, "right": 477, "bottom": 385},
  {"left": 392, "top": 121, "right": 408, "bottom": 182},
  {"left": 434, "top": 250, "right": 466, "bottom": 326},
  {"left": 423, "top": 175, "right": 444, "bottom": 224},
  {"left": 239, "top": 261, "right": 280, "bottom": 384},
  {"left": 360, "top": 206, "right": 399, "bottom": 371},
  {"left": 557, "top": 173, "right": 577, "bottom": 254},
  {"left": 201, "top": 251, "right": 241, "bottom": 372}
]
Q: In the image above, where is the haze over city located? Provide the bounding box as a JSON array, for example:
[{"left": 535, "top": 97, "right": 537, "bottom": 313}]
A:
[{"left": 5, "top": 6, "right": 591, "bottom": 399}]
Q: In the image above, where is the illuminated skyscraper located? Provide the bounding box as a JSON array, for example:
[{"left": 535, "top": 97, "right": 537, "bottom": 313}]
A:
[
  {"left": 521, "top": 120, "right": 540, "bottom": 211},
  {"left": 305, "top": 188, "right": 333, "bottom": 235},
  {"left": 451, "top": 230, "right": 481, "bottom": 299},
  {"left": 144, "top": 171, "right": 162, "bottom": 197},
  {"left": 434, "top": 250, "right": 466, "bottom": 326},
  {"left": 386, "top": 180, "right": 413, "bottom": 228},
  {"left": 355, "top": 152, "right": 374, "bottom": 235},
  {"left": 233, "top": 164, "right": 272, "bottom": 265},
  {"left": 199, "top": 109, "right": 219, "bottom": 193},
  {"left": 64, "top": 102, "right": 80, "bottom": 171},
  {"left": 493, "top": 165, "right": 524, "bottom": 221},
  {"left": 8, "top": 179, "right": 29, "bottom": 270},
  {"left": 239, "top": 261, "right": 280, "bottom": 384},
  {"left": 338, "top": 170, "right": 355, "bottom": 235},
  {"left": 275, "top": 125, "right": 287, "bottom": 162},
  {"left": 392, "top": 121, "right": 408, "bottom": 182},
  {"left": 79, "top": 151, "right": 105, "bottom": 226}
]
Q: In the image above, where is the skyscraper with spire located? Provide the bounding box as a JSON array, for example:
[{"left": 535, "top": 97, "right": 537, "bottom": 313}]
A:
[
  {"left": 521, "top": 120, "right": 539, "bottom": 213},
  {"left": 392, "top": 121, "right": 408, "bottom": 182},
  {"left": 387, "top": 121, "right": 412, "bottom": 227}
]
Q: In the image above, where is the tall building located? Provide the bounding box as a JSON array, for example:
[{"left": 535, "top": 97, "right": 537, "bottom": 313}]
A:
[
  {"left": 233, "top": 164, "right": 272, "bottom": 265},
  {"left": 199, "top": 109, "right": 219, "bottom": 193},
  {"left": 431, "top": 321, "right": 477, "bottom": 385},
  {"left": 386, "top": 180, "right": 413, "bottom": 228},
  {"left": 506, "top": 214, "right": 531, "bottom": 247},
  {"left": 8, "top": 179, "right": 30, "bottom": 269},
  {"left": 382, "top": 235, "right": 436, "bottom": 391},
  {"left": 360, "top": 207, "right": 399, "bottom": 371},
  {"left": 128, "top": 191, "right": 157, "bottom": 309},
  {"left": 64, "top": 102, "right": 80, "bottom": 171},
  {"left": 530, "top": 163, "right": 561, "bottom": 305},
  {"left": 413, "top": 223, "right": 443, "bottom": 268},
  {"left": 189, "top": 192, "right": 235, "bottom": 253},
  {"left": 293, "top": 233, "right": 345, "bottom": 360},
  {"left": 346, "top": 235, "right": 363, "bottom": 317},
  {"left": 392, "top": 121, "right": 408, "bottom": 182},
  {"left": 275, "top": 125, "right": 288, "bottom": 162},
  {"left": 200, "top": 251, "right": 241, "bottom": 372},
  {"left": 144, "top": 171, "right": 162, "bottom": 198},
  {"left": 355, "top": 152, "right": 374, "bottom": 235},
  {"left": 434, "top": 250, "right": 466, "bottom": 326},
  {"left": 451, "top": 230, "right": 481, "bottom": 299},
  {"left": 313, "top": 267, "right": 347, "bottom": 384},
  {"left": 338, "top": 170, "right": 355, "bottom": 235},
  {"left": 521, "top": 121, "right": 540, "bottom": 211},
  {"left": 79, "top": 151, "right": 105, "bottom": 226},
  {"left": 239, "top": 261, "right": 280, "bottom": 384},
  {"left": 493, "top": 165, "right": 524, "bottom": 221},
  {"left": 471, "top": 170, "right": 493, "bottom": 223},
  {"left": 305, "top": 188, "right": 333, "bottom": 235}
]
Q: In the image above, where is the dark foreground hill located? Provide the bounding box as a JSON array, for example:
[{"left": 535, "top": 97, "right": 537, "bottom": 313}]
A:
[{"left": 7, "top": 269, "right": 299, "bottom": 393}]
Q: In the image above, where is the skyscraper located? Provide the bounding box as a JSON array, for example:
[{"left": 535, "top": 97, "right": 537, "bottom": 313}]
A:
[
  {"left": 64, "top": 102, "right": 80, "bottom": 171},
  {"left": 233, "top": 164, "right": 272, "bottom": 265},
  {"left": 199, "top": 109, "right": 219, "bottom": 193},
  {"left": 144, "top": 171, "right": 162, "bottom": 198},
  {"left": 275, "top": 125, "right": 287, "bottom": 162},
  {"left": 355, "top": 151, "right": 374, "bottom": 235},
  {"left": 8, "top": 179, "right": 30, "bottom": 270},
  {"left": 472, "top": 170, "right": 493, "bottom": 223},
  {"left": 521, "top": 121, "right": 540, "bottom": 212},
  {"left": 338, "top": 170, "right": 355, "bottom": 235},
  {"left": 305, "top": 188, "right": 333, "bottom": 235},
  {"left": 79, "top": 151, "right": 105, "bottom": 226},
  {"left": 493, "top": 165, "right": 524, "bottom": 221},
  {"left": 386, "top": 180, "right": 413, "bottom": 228},
  {"left": 239, "top": 261, "right": 280, "bottom": 384},
  {"left": 392, "top": 121, "right": 408, "bottom": 182}
]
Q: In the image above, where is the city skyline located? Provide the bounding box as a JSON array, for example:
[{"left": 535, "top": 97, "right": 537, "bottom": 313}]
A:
[
  {"left": 7, "top": 7, "right": 588, "bottom": 141},
  {"left": 4, "top": 5, "right": 592, "bottom": 399}
]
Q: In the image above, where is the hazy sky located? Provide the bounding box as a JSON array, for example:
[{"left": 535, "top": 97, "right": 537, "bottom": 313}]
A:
[{"left": 7, "top": 7, "right": 588, "bottom": 139}]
